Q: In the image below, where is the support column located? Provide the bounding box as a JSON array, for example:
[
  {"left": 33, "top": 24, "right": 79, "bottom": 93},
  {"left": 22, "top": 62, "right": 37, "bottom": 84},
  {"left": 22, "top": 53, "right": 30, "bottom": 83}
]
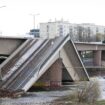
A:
[
  {"left": 49, "top": 58, "right": 62, "bottom": 87},
  {"left": 93, "top": 50, "right": 102, "bottom": 66},
  {"left": 102, "top": 51, "right": 105, "bottom": 61},
  {"left": 34, "top": 58, "right": 62, "bottom": 87}
]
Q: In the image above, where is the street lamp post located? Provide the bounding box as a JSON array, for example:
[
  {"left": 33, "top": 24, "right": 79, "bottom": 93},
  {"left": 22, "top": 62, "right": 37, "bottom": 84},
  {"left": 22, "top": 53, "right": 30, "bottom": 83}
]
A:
[{"left": 30, "top": 13, "right": 40, "bottom": 29}]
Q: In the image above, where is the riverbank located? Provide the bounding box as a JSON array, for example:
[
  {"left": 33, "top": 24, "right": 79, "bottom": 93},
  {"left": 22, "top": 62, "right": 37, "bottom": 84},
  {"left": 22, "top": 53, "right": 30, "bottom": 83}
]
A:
[
  {"left": 0, "top": 78, "right": 105, "bottom": 105},
  {"left": 0, "top": 90, "right": 72, "bottom": 105}
]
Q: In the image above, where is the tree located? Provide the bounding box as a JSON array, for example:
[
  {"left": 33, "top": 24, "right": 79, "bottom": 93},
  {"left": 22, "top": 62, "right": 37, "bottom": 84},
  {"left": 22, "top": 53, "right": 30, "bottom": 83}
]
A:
[{"left": 96, "top": 33, "right": 102, "bottom": 42}]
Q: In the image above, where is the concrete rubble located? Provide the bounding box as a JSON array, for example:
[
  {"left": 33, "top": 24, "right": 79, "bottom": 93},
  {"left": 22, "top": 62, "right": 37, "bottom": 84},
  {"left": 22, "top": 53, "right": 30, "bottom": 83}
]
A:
[{"left": 0, "top": 89, "right": 25, "bottom": 98}]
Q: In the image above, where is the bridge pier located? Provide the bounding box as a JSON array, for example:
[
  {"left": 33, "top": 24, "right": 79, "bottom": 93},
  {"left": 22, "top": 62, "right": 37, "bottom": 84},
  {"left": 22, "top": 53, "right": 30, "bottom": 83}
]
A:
[
  {"left": 48, "top": 58, "right": 62, "bottom": 87},
  {"left": 101, "top": 51, "right": 105, "bottom": 66},
  {"left": 34, "top": 58, "right": 62, "bottom": 88},
  {"left": 102, "top": 51, "right": 105, "bottom": 61},
  {"left": 93, "top": 50, "right": 102, "bottom": 66}
]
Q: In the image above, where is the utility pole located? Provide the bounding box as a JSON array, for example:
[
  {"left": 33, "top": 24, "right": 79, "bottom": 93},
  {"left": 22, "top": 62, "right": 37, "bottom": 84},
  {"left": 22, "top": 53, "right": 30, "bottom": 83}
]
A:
[{"left": 30, "top": 13, "right": 40, "bottom": 29}]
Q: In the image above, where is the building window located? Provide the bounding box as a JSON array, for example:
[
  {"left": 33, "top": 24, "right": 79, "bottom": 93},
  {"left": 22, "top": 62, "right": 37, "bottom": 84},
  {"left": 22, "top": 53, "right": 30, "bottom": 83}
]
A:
[
  {"left": 96, "top": 27, "right": 99, "bottom": 33},
  {"left": 47, "top": 25, "right": 49, "bottom": 32},
  {"left": 59, "top": 25, "right": 63, "bottom": 36}
]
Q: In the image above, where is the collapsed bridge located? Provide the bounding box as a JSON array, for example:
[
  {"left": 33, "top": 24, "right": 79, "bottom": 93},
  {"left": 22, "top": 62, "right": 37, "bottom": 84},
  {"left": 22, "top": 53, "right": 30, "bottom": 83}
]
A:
[{"left": 0, "top": 35, "right": 89, "bottom": 91}]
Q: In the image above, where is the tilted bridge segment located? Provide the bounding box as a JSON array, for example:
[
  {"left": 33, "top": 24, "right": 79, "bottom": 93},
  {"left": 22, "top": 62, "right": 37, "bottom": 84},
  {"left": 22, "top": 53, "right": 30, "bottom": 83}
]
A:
[{"left": 0, "top": 35, "right": 89, "bottom": 91}]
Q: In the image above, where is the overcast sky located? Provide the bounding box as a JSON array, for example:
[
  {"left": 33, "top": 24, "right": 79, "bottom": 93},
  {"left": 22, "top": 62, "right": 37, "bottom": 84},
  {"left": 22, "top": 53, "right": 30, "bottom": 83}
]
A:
[{"left": 0, "top": 0, "right": 105, "bottom": 36}]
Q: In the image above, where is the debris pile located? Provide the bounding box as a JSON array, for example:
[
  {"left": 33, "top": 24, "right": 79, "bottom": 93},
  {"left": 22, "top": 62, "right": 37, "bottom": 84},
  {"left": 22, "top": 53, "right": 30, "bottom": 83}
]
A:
[{"left": 0, "top": 89, "right": 25, "bottom": 98}]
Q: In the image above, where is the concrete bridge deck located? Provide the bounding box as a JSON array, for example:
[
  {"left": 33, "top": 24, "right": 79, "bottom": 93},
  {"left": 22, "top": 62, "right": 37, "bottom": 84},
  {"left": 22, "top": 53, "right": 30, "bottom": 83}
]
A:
[{"left": 75, "top": 42, "right": 105, "bottom": 51}]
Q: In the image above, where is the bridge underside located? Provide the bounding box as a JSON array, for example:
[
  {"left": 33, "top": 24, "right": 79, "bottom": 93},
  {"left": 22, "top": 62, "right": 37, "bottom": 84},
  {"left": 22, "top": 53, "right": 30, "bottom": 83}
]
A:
[
  {"left": 0, "top": 37, "right": 26, "bottom": 55},
  {"left": 0, "top": 36, "right": 89, "bottom": 91},
  {"left": 0, "top": 37, "right": 27, "bottom": 65}
]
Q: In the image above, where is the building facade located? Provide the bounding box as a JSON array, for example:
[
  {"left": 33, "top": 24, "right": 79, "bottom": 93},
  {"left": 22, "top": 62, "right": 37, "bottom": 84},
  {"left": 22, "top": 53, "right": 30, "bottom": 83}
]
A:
[
  {"left": 40, "top": 21, "right": 70, "bottom": 38},
  {"left": 69, "top": 23, "right": 105, "bottom": 41},
  {"left": 40, "top": 21, "right": 105, "bottom": 41}
]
